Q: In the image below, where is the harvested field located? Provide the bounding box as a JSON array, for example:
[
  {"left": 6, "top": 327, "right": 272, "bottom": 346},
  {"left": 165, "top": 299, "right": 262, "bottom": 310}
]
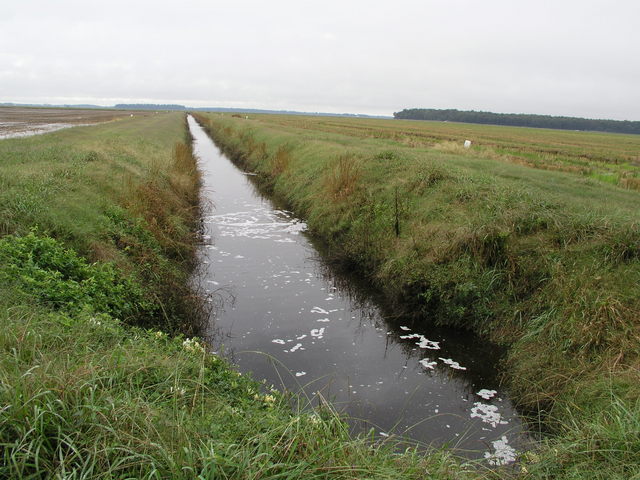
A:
[
  {"left": 258, "top": 114, "right": 640, "bottom": 190},
  {"left": 0, "top": 106, "right": 155, "bottom": 139}
]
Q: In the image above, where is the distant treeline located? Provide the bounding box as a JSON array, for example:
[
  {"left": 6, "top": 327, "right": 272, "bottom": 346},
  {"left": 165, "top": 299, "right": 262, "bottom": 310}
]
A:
[
  {"left": 68, "top": 103, "right": 388, "bottom": 118},
  {"left": 1, "top": 102, "right": 390, "bottom": 119},
  {"left": 394, "top": 108, "right": 640, "bottom": 135},
  {"left": 115, "top": 104, "right": 186, "bottom": 111}
]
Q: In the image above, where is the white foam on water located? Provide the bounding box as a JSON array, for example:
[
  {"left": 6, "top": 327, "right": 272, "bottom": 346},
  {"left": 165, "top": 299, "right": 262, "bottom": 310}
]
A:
[
  {"left": 289, "top": 343, "right": 303, "bottom": 352},
  {"left": 296, "top": 334, "right": 308, "bottom": 340},
  {"left": 419, "top": 359, "right": 437, "bottom": 370},
  {"left": 400, "top": 333, "right": 421, "bottom": 339},
  {"left": 210, "top": 208, "right": 307, "bottom": 241},
  {"left": 310, "top": 328, "right": 325, "bottom": 339},
  {"left": 470, "top": 402, "right": 508, "bottom": 428},
  {"left": 484, "top": 436, "right": 517, "bottom": 466},
  {"left": 310, "top": 306, "right": 329, "bottom": 314},
  {"left": 285, "top": 221, "right": 306, "bottom": 234},
  {"left": 417, "top": 337, "right": 441, "bottom": 350},
  {"left": 439, "top": 358, "right": 466, "bottom": 370},
  {"left": 477, "top": 389, "right": 497, "bottom": 400},
  {"left": 317, "top": 318, "right": 330, "bottom": 322},
  {"left": 272, "top": 339, "right": 286, "bottom": 344},
  {"left": 398, "top": 332, "right": 441, "bottom": 350}
]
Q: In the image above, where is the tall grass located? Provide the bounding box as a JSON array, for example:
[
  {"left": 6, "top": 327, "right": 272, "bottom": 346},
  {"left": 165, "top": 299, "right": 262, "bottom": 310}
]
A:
[
  {"left": 271, "top": 144, "right": 292, "bottom": 176},
  {"left": 324, "top": 153, "right": 361, "bottom": 200}
]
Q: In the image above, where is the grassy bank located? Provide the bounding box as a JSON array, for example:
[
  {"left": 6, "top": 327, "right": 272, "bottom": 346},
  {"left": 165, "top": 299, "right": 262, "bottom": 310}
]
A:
[
  {"left": 0, "top": 112, "right": 201, "bottom": 333},
  {"left": 0, "top": 114, "right": 484, "bottom": 478},
  {"left": 193, "top": 112, "right": 640, "bottom": 479}
]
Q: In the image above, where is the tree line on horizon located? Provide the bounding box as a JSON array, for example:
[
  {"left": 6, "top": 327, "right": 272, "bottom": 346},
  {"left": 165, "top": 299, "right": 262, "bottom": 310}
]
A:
[
  {"left": 115, "top": 104, "right": 187, "bottom": 110},
  {"left": 393, "top": 108, "right": 640, "bottom": 135}
]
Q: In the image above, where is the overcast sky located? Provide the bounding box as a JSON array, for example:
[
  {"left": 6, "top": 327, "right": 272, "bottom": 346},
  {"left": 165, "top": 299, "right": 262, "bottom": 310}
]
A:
[{"left": 1, "top": 0, "right": 638, "bottom": 119}]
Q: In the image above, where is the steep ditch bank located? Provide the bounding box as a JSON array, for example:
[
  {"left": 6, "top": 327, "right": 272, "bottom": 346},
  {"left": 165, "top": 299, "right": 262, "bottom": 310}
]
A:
[{"left": 192, "top": 112, "right": 640, "bottom": 479}]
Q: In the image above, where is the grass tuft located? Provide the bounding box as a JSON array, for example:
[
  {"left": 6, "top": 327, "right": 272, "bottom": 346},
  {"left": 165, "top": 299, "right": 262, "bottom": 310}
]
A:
[
  {"left": 271, "top": 144, "right": 292, "bottom": 176},
  {"left": 324, "top": 153, "right": 361, "bottom": 200}
]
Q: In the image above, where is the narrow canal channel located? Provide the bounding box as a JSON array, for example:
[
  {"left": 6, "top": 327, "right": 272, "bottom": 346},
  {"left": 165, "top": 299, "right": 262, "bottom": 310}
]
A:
[{"left": 188, "top": 115, "right": 530, "bottom": 465}]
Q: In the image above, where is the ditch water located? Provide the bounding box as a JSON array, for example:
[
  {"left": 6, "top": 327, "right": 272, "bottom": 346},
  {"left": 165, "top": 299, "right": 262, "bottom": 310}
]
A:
[{"left": 189, "top": 115, "right": 530, "bottom": 465}]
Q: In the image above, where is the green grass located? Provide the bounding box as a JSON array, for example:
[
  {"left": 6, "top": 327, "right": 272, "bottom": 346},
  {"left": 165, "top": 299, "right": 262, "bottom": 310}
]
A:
[
  {"left": 193, "top": 112, "right": 640, "bottom": 479},
  {"left": 0, "top": 113, "right": 202, "bottom": 334},
  {"left": 0, "top": 114, "right": 492, "bottom": 479}
]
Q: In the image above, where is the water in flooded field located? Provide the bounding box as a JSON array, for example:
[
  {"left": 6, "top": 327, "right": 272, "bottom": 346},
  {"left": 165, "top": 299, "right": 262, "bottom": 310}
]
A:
[
  {"left": 0, "top": 121, "right": 83, "bottom": 139},
  {"left": 189, "top": 115, "right": 530, "bottom": 465}
]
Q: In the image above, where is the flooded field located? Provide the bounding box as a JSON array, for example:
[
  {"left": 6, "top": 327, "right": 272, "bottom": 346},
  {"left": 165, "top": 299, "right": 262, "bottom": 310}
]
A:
[
  {"left": 0, "top": 106, "right": 151, "bottom": 139},
  {"left": 189, "top": 116, "right": 531, "bottom": 464}
]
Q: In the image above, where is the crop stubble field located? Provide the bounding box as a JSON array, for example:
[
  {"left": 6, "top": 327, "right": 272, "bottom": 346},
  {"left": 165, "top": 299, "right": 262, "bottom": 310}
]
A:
[
  {"left": 271, "top": 115, "right": 640, "bottom": 187},
  {"left": 0, "top": 106, "right": 155, "bottom": 139},
  {"left": 195, "top": 111, "right": 640, "bottom": 479}
]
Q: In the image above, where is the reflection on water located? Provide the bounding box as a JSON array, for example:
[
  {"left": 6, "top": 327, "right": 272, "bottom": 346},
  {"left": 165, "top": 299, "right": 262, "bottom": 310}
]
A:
[{"left": 189, "top": 116, "right": 529, "bottom": 465}]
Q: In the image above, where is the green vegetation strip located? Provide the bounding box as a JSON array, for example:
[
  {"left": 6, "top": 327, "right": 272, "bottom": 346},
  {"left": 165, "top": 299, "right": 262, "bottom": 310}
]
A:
[
  {"left": 193, "top": 112, "right": 640, "bottom": 480},
  {"left": 0, "top": 114, "right": 484, "bottom": 479}
]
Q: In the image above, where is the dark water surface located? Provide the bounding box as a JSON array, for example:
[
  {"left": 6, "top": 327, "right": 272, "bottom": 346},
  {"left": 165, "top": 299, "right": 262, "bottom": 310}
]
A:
[{"left": 189, "top": 116, "right": 529, "bottom": 465}]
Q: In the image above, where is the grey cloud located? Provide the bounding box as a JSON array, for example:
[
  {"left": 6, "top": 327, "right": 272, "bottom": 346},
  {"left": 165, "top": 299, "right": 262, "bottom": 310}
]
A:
[{"left": 1, "top": 0, "right": 638, "bottom": 119}]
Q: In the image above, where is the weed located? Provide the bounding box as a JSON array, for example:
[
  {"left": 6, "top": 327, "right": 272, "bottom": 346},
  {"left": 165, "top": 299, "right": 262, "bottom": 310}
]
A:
[
  {"left": 621, "top": 176, "right": 640, "bottom": 191},
  {"left": 410, "top": 165, "right": 450, "bottom": 194},
  {"left": 0, "top": 232, "right": 153, "bottom": 320},
  {"left": 271, "top": 144, "right": 291, "bottom": 176},
  {"left": 324, "top": 153, "right": 361, "bottom": 200},
  {"left": 373, "top": 150, "right": 401, "bottom": 161},
  {"left": 449, "top": 226, "right": 511, "bottom": 267}
]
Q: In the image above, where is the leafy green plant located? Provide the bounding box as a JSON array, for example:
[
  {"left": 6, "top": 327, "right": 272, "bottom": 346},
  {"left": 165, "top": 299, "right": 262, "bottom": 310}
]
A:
[{"left": 0, "top": 231, "right": 153, "bottom": 320}]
